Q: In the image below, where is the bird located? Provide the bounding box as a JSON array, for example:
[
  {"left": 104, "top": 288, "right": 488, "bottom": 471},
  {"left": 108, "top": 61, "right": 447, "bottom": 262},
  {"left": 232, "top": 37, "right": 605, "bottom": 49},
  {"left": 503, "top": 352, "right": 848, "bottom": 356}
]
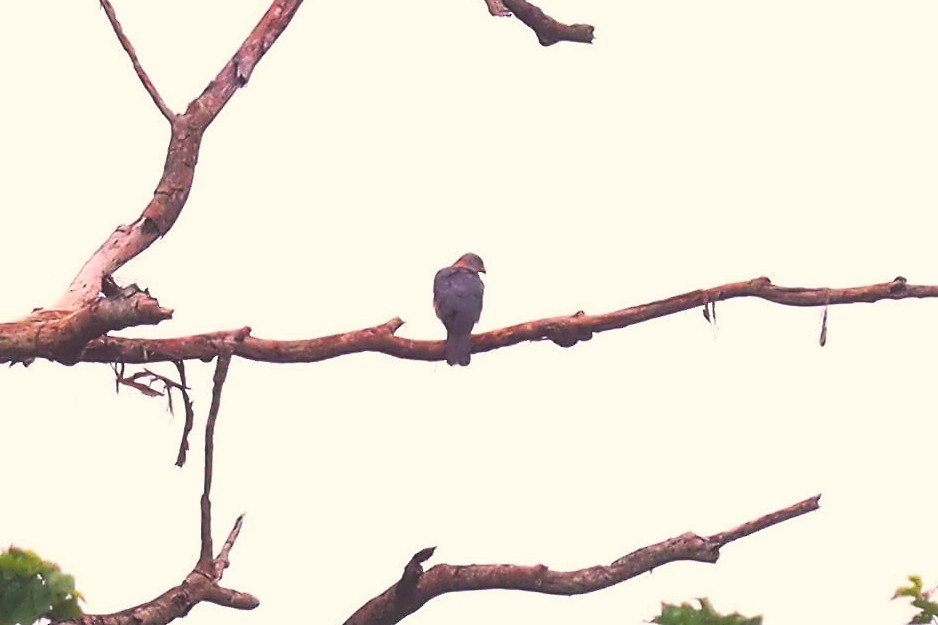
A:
[{"left": 433, "top": 253, "right": 486, "bottom": 366}]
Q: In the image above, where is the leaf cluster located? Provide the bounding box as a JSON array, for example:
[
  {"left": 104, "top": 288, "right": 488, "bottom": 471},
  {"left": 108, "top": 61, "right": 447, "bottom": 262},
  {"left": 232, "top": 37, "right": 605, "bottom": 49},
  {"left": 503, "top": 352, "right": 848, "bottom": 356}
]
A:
[
  {"left": 894, "top": 575, "right": 938, "bottom": 624},
  {"left": 652, "top": 598, "right": 761, "bottom": 625},
  {"left": 0, "top": 547, "right": 83, "bottom": 625}
]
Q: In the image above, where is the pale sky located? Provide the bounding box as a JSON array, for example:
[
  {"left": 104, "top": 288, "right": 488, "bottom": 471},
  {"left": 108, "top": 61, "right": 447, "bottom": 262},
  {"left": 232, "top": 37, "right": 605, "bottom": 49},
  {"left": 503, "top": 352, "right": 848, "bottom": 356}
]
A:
[{"left": 2, "top": 2, "right": 938, "bottom": 625}]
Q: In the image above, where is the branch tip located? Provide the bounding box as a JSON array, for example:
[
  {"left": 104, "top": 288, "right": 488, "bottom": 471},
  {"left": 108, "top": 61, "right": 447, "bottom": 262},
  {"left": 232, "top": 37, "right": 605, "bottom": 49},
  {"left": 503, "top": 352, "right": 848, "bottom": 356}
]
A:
[
  {"left": 397, "top": 547, "right": 436, "bottom": 596},
  {"left": 502, "top": 0, "right": 595, "bottom": 46}
]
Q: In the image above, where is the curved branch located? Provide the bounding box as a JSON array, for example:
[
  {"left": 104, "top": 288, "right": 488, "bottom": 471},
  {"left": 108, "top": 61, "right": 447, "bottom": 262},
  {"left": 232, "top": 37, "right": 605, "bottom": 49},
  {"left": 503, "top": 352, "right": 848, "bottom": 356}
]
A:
[
  {"left": 53, "top": 0, "right": 304, "bottom": 312},
  {"left": 24, "top": 274, "right": 934, "bottom": 366},
  {"left": 345, "top": 496, "right": 820, "bottom": 625}
]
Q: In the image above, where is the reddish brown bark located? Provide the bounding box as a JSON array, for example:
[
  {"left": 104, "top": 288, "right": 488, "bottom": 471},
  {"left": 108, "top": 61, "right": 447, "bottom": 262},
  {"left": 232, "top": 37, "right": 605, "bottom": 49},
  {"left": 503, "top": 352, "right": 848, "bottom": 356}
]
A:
[
  {"left": 502, "top": 0, "right": 595, "bottom": 45},
  {"left": 344, "top": 496, "right": 820, "bottom": 625},
  {"left": 6, "top": 275, "right": 928, "bottom": 366}
]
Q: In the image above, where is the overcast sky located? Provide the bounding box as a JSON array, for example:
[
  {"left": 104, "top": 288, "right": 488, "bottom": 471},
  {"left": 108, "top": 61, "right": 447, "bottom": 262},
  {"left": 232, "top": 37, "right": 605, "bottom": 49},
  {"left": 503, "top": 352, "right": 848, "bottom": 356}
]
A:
[{"left": 3, "top": 2, "right": 938, "bottom": 625}]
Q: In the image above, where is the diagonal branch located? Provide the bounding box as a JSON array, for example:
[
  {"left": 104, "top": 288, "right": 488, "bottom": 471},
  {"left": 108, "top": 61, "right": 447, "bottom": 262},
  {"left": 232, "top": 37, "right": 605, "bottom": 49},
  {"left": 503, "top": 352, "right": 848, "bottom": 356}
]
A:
[
  {"left": 500, "top": 0, "right": 594, "bottom": 46},
  {"left": 344, "top": 496, "right": 820, "bottom": 625},
  {"left": 53, "top": 0, "right": 305, "bottom": 312},
  {"left": 32, "top": 274, "right": 938, "bottom": 366},
  {"left": 99, "top": 0, "right": 174, "bottom": 121}
]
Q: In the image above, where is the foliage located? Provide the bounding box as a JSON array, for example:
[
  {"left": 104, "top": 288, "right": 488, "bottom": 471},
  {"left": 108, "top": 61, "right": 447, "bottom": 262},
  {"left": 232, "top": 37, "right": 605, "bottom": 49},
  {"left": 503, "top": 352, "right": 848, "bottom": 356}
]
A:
[
  {"left": 894, "top": 575, "right": 938, "bottom": 624},
  {"left": 651, "top": 598, "right": 761, "bottom": 625},
  {"left": 0, "top": 547, "right": 82, "bottom": 625}
]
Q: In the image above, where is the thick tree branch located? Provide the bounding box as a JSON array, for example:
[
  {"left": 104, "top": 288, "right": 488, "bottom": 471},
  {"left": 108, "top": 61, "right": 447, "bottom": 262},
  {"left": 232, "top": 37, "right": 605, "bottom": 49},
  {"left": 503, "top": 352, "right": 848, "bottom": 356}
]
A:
[
  {"left": 0, "top": 288, "right": 170, "bottom": 365},
  {"left": 53, "top": 0, "right": 304, "bottom": 312},
  {"left": 99, "top": 0, "right": 174, "bottom": 121},
  {"left": 345, "top": 496, "right": 820, "bottom": 625},
  {"left": 17, "top": 275, "right": 933, "bottom": 366},
  {"left": 500, "top": 0, "right": 594, "bottom": 46}
]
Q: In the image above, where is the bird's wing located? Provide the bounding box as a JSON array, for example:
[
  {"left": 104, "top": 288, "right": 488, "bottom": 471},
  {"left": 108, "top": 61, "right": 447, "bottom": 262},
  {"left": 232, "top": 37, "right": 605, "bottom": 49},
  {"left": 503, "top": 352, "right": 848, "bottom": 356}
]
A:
[{"left": 433, "top": 267, "right": 484, "bottom": 327}]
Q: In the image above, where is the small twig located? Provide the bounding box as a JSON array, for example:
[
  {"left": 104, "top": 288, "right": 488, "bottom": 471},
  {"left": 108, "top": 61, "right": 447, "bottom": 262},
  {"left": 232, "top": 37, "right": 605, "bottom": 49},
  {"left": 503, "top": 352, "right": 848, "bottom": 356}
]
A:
[
  {"left": 111, "top": 361, "right": 125, "bottom": 393},
  {"left": 115, "top": 370, "right": 164, "bottom": 397},
  {"left": 98, "top": 0, "right": 174, "bottom": 121},
  {"left": 199, "top": 351, "right": 233, "bottom": 570},
  {"left": 212, "top": 514, "right": 245, "bottom": 581},
  {"left": 707, "top": 495, "right": 820, "bottom": 546},
  {"left": 397, "top": 547, "right": 436, "bottom": 598},
  {"left": 174, "top": 360, "right": 196, "bottom": 467},
  {"left": 482, "top": 0, "right": 512, "bottom": 17},
  {"left": 819, "top": 306, "right": 829, "bottom": 347}
]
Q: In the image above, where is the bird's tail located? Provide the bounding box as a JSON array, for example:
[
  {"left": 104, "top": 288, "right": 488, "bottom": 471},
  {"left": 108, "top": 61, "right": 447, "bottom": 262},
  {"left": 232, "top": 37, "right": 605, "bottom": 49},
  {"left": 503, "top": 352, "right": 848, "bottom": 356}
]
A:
[{"left": 445, "top": 333, "right": 472, "bottom": 366}]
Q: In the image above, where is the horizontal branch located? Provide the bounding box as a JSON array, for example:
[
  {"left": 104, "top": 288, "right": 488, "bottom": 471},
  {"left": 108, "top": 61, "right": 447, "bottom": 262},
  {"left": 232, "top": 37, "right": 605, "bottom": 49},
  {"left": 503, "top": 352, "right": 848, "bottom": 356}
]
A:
[
  {"left": 0, "top": 288, "right": 171, "bottom": 365},
  {"left": 15, "top": 274, "right": 933, "bottom": 366},
  {"left": 344, "top": 496, "right": 820, "bottom": 625}
]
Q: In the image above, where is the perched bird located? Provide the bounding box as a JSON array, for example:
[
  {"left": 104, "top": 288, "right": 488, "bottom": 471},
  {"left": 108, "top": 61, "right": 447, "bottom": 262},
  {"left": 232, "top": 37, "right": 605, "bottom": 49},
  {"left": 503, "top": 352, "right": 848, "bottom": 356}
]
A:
[{"left": 433, "top": 253, "right": 486, "bottom": 366}]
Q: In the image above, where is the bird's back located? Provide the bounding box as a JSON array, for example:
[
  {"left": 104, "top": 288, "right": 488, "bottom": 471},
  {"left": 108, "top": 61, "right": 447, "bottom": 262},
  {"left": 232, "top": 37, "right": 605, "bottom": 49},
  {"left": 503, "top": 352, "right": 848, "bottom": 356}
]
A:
[{"left": 434, "top": 266, "right": 484, "bottom": 325}]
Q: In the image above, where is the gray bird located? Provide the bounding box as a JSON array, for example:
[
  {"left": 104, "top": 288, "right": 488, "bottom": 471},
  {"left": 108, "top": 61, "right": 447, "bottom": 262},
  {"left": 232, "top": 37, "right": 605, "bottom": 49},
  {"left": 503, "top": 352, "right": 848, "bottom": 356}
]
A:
[{"left": 433, "top": 253, "right": 486, "bottom": 366}]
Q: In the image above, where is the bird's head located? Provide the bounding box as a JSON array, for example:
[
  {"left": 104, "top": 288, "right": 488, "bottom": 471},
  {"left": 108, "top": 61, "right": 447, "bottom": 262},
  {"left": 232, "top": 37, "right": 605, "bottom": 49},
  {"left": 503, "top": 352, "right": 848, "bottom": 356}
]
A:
[{"left": 453, "top": 252, "right": 486, "bottom": 273}]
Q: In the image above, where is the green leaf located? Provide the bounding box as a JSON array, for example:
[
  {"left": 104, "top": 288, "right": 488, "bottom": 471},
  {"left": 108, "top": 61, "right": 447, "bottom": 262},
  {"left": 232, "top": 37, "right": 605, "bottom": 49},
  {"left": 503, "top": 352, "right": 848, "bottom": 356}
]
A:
[
  {"left": 0, "top": 546, "right": 83, "bottom": 625},
  {"left": 894, "top": 574, "right": 938, "bottom": 625},
  {"left": 652, "top": 598, "right": 762, "bottom": 625}
]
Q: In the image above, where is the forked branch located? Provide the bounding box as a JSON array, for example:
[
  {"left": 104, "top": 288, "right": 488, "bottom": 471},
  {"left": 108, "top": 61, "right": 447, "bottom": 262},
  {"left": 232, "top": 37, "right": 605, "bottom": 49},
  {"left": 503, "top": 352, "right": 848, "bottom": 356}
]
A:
[
  {"left": 345, "top": 496, "right": 820, "bottom": 625},
  {"left": 52, "top": 0, "right": 304, "bottom": 313},
  {"left": 51, "top": 0, "right": 588, "bottom": 315},
  {"left": 58, "top": 354, "right": 252, "bottom": 625}
]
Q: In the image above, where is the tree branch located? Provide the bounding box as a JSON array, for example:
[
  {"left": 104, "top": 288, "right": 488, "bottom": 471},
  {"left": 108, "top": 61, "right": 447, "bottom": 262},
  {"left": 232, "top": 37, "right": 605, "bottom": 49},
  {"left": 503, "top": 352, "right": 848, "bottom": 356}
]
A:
[
  {"left": 52, "top": 0, "right": 305, "bottom": 312},
  {"left": 14, "top": 274, "right": 930, "bottom": 366},
  {"left": 198, "top": 352, "right": 233, "bottom": 571},
  {"left": 500, "top": 0, "right": 594, "bottom": 46},
  {"left": 345, "top": 496, "right": 820, "bottom": 625},
  {"left": 98, "top": 0, "right": 174, "bottom": 121},
  {"left": 57, "top": 352, "right": 251, "bottom": 625},
  {"left": 0, "top": 287, "right": 171, "bottom": 365},
  {"left": 482, "top": 0, "right": 511, "bottom": 17}
]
